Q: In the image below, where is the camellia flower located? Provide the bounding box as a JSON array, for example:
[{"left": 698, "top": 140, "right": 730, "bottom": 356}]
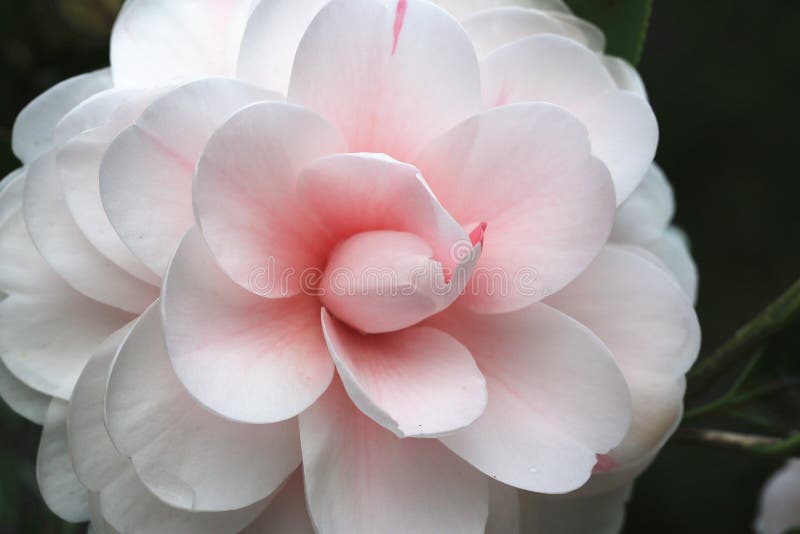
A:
[
  {"left": 756, "top": 460, "right": 800, "bottom": 534},
  {"left": 0, "top": 0, "right": 701, "bottom": 532}
]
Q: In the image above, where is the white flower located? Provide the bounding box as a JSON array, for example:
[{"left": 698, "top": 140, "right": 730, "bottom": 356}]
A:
[{"left": 0, "top": 1, "right": 700, "bottom": 532}]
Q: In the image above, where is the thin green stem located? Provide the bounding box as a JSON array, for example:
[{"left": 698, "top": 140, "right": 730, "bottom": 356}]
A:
[
  {"left": 687, "top": 276, "right": 800, "bottom": 397},
  {"left": 683, "top": 350, "right": 763, "bottom": 421},
  {"left": 674, "top": 428, "right": 800, "bottom": 457}
]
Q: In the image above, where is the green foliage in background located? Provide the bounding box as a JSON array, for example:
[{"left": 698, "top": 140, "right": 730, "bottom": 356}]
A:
[{"left": 565, "top": 0, "right": 653, "bottom": 64}]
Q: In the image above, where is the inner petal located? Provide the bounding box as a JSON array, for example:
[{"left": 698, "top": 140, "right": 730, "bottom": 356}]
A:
[{"left": 319, "top": 230, "right": 446, "bottom": 334}]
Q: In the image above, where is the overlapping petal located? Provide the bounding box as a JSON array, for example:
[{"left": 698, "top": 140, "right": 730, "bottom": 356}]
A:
[
  {"left": 161, "top": 228, "right": 333, "bottom": 424},
  {"left": 415, "top": 103, "right": 615, "bottom": 313},
  {"left": 299, "top": 379, "right": 490, "bottom": 533},
  {"left": 110, "top": 0, "right": 258, "bottom": 87},
  {"left": 433, "top": 0, "right": 572, "bottom": 20},
  {"left": 480, "top": 35, "right": 657, "bottom": 203},
  {"left": 193, "top": 102, "right": 346, "bottom": 296},
  {"left": 321, "top": 309, "right": 487, "bottom": 437},
  {"left": 101, "top": 78, "right": 279, "bottom": 276},
  {"left": 428, "top": 303, "right": 631, "bottom": 493},
  {"left": 106, "top": 303, "right": 301, "bottom": 511},
  {"left": 288, "top": 0, "right": 482, "bottom": 161}
]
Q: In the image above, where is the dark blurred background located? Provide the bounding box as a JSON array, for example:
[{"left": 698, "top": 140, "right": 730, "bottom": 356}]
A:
[{"left": 1, "top": 0, "right": 799, "bottom": 532}]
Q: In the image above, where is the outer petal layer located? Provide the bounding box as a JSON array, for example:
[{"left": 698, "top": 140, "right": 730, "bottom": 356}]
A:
[
  {"left": 106, "top": 303, "right": 301, "bottom": 511},
  {"left": 299, "top": 379, "right": 489, "bottom": 533},
  {"left": 321, "top": 310, "right": 487, "bottom": 437},
  {"left": 194, "top": 102, "right": 346, "bottom": 296},
  {"left": 415, "top": 103, "right": 615, "bottom": 313},
  {"left": 428, "top": 303, "right": 631, "bottom": 493},
  {"left": 162, "top": 228, "right": 333, "bottom": 424},
  {"left": 288, "top": 0, "right": 482, "bottom": 161}
]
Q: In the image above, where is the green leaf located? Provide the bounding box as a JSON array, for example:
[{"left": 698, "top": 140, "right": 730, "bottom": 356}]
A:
[{"left": 564, "top": 0, "right": 653, "bottom": 65}]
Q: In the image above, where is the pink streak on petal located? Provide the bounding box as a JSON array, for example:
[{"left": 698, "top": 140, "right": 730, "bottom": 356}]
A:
[
  {"left": 469, "top": 222, "right": 488, "bottom": 247},
  {"left": 392, "top": 0, "right": 408, "bottom": 55},
  {"left": 592, "top": 453, "right": 617, "bottom": 473}
]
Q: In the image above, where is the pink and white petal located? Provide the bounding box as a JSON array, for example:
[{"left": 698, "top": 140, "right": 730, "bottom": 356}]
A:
[
  {"left": 240, "top": 469, "right": 315, "bottom": 534},
  {"left": 0, "top": 289, "right": 134, "bottom": 400},
  {"left": 0, "top": 357, "right": 50, "bottom": 425},
  {"left": 427, "top": 303, "right": 631, "bottom": 493},
  {"left": 298, "top": 152, "right": 469, "bottom": 273},
  {"left": 609, "top": 373, "right": 685, "bottom": 468},
  {"left": 100, "top": 79, "right": 278, "bottom": 276},
  {"left": 433, "top": 0, "right": 571, "bottom": 20},
  {"left": 321, "top": 310, "right": 486, "bottom": 437},
  {"left": 520, "top": 483, "right": 633, "bottom": 534},
  {"left": 110, "top": 0, "right": 257, "bottom": 87},
  {"left": 237, "top": 0, "right": 331, "bottom": 95},
  {"left": 12, "top": 69, "right": 111, "bottom": 163},
  {"left": 415, "top": 103, "right": 615, "bottom": 314},
  {"left": 107, "top": 303, "right": 301, "bottom": 511},
  {"left": 549, "top": 12, "right": 605, "bottom": 52},
  {"left": 610, "top": 165, "right": 674, "bottom": 245},
  {"left": 194, "top": 102, "right": 346, "bottom": 296},
  {"left": 288, "top": 0, "right": 482, "bottom": 161},
  {"left": 162, "top": 228, "right": 334, "bottom": 424},
  {"left": 37, "top": 399, "right": 90, "bottom": 523},
  {"left": 756, "top": 460, "right": 800, "bottom": 534},
  {"left": 486, "top": 480, "right": 520, "bottom": 534},
  {"left": 603, "top": 56, "right": 648, "bottom": 99},
  {"left": 461, "top": 7, "right": 584, "bottom": 59},
  {"left": 480, "top": 35, "right": 657, "bottom": 204},
  {"left": 57, "top": 130, "right": 160, "bottom": 285},
  {"left": 0, "top": 211, "right": 72, "bottom": 296},
  {"left": 23, "top": 153, "right": 159, "bottom": 313},
  {"left": 576, "top": 90, "right": 659, "bottom": 204},
  {"left": 69, "top": 328, "right": 135, "bottom": 493},
  {"left": 0, "top": 168, "right": 25, "bottom": 226},
  {"left": 547, "top": 245, "right": 700, "bottom": 376},
  {"left": 98, "top": 465, "right": 269, "bottom": 534},
  {"left": 645, "top": 227, "right": 699, "bottom": 304},
  {"left": 300, "top": 379, "right": 489, "bottom": 533},
  {"left": 54, "top": 88, "right": 140, "bottom": 146}
]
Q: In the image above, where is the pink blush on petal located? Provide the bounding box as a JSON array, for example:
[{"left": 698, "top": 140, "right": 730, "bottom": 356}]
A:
[
  {"left": 392, "top": 0, "right": 408, "bottom": 55},
  {"left": 593, "top": 453, "right": 618, "bottom": 473}
]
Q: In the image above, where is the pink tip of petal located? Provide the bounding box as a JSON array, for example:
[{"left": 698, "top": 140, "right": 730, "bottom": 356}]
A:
[
  {"left": 392, "top": 0, "right": 408, "bottom": 55},
  {"left": 469, "top": 222, "right": 488, "bottom": 247},
  {"left": 593, "top": 454, "right": 617, "bottom": 474}
]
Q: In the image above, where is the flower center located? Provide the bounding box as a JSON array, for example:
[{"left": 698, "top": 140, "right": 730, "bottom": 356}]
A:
[{"left": 319, "top": 230, "right": 449, "bottom": 334}]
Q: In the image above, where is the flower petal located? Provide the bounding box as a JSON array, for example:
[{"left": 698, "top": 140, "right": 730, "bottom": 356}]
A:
[
  {"left": 0, "top": 212, "right": 135, "bottom": 400},
  {"left": 757, "top": 460, "right": 800, "bottom": 534},
  {"left": 240, "top": 469, "right": 315, "bottom": 534},
  {"left": 53, "top": 88, "right": 139, "bottom": 146},
  {"left": 110, "top": 0, "right": 257, "bottom": 87},
  {"left": 57, "top": 129, "right": 161, "bottom": 285},
  {"left": 415, "top": 103, "right": 615, "bottom": 314},
  {"left": 480, "top": 35, "right": 657, "bottom": 204},
  {"left": 427, "top": 303, "right": 631, "bottom": 493},
  {"left": 12, "top": 69, "right": 111, "bottom": 163},
  {"left": 299, "top": 379, "right": 489, "bottom": 533},
  {"left": 101, "top": 78, "right": 278, "bottom": 276},
  {"left": 646, "top": 228, "right": 699, "bottom": 304},
  {"left": 461, "top": 7, "right": 598, "bottom": 59},
  {"left": 321, "top": 309, "right": 487, "bottom": 437},
  {"left": 194, "top": 102, "right": 346, "bottom": 296},
  {"left": 603, "top": 56, "right": 648, "bottom": 99},
  {"left": 610, "top": 165, "right": 674, "bottom": 245},
  {"left": 162, "top": 227, "right": 334, "bottom": 424},
  {"left": 23, "top": 152, "right": 159, "bottom": 313},
  {"left": 547, "top": 245, "right": 700, "bottom": 377},
  {"left": 237, "top": 0, "right": 331, "bottom": 95},
  {"left": 37, "top": 399, "right": 89, "bottom": 523},
  {"left": 0, "top": 357, "right": 50, "bottom": 424},
  {"left": 433, "top": 0, "right": 571, "bottom": 20},
  {"left": 288, "top": 0, "right": 481, "bottom": 161},
  {"left": 107, "top": 303, "right": 301, "bottom": 511},
  {"left": 520, "top": 483, "right": 633, "bottom": 534}
]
